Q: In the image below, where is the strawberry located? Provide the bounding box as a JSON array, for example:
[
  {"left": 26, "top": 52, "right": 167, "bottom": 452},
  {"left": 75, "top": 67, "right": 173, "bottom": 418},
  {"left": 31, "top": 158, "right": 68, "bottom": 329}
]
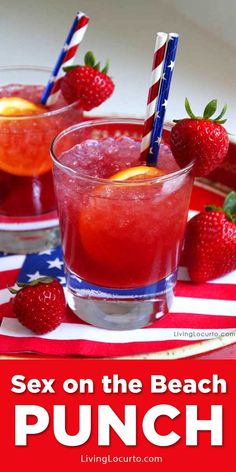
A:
[
  {"left": 9, "top": 277, "right": 66, "bottom": 334},
  {"left": 184, "top": 191, "right": 236, "bottom": 282},
  {"left": 170, "top": 98, "right": 229, "bottom": 177},
  {"left": 60, "top": 51, "right": 115, "bottom": 111}
]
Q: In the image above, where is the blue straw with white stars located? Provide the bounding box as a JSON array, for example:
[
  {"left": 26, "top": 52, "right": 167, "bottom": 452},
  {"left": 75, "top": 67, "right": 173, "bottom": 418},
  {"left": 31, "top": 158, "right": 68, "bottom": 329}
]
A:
[{"left": 147, "top": 33, "right": 179, "bottom": 166}]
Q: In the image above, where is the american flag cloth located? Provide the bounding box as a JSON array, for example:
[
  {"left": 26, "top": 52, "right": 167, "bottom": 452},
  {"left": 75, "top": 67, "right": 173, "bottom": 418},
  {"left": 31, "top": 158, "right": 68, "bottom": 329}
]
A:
[{"left": 0, "top": 181, "right": 236, "bottom": 358}]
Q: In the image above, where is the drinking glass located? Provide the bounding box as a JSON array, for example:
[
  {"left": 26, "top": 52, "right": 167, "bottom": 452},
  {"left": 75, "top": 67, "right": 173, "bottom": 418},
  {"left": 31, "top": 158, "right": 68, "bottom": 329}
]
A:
[
  {"left": 51, "top": 119, "right": 194, "bottom": 330},
  {"left": 0, "top": 66, "right": 82, "bottom": 253}
]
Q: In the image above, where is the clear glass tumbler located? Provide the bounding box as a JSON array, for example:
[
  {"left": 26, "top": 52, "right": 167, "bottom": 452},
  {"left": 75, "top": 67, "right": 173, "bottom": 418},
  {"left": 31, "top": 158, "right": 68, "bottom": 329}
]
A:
[
  {"left": 0, "top": 66, "right": 82, "bottom": 253},
  {"left": 51, "top": 119, "right": 194, "bottom": 330}
]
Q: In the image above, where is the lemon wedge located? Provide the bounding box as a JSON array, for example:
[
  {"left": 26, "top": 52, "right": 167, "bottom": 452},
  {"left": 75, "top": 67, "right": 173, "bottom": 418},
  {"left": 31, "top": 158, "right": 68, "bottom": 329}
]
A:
[
  {"left": 109, "top": 165, "right": 166, "bottom": 181},
  {"left": 0, "top": 97, "right": 45, "bottom": 116}
]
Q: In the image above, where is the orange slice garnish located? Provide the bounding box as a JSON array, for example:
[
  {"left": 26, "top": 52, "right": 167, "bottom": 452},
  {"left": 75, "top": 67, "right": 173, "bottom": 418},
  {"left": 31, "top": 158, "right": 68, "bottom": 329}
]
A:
[
  {"left": 109, "top": 165, "right": 166, "bottom": 181},
  {"left": 0, "top": 97, "right": 53, "bottom": 177},
  {"left": 0, "top": 97, "right": 45, "bottom": 116}
]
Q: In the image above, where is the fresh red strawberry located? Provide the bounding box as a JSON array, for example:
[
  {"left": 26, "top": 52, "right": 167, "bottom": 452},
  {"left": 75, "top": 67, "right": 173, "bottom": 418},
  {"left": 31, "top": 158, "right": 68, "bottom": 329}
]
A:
[
  {"left": 9, "top": 277, "right": 66, "bottom": 334},
  {"left": 60, "top": 51, "right": 115, "bottom": 111},
  {"left": 184, "top": 192, "right": 236, "bottom": 282},
  {"left": 170, "top": 98, "right": 229, "bottom": 177}
]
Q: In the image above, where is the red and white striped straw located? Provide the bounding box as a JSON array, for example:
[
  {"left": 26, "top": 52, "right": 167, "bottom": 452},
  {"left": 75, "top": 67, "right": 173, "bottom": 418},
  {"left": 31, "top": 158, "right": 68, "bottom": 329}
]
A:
[
  {"left": 140, "top": 32, "right": 168, "bottom": 161},
  {"left": 41, "top": 12, "right": 89, "bottom": 106}
]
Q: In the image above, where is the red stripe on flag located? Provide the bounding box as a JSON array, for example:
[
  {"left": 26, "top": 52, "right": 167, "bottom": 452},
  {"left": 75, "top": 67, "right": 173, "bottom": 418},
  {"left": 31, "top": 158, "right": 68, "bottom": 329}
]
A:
[
  {"left": 0, "top": 269, "right": 21, "bottom": 291},
  {"left": 175, "top": 281, "right": 236, "bottom": 300},
  {"left": 0, "top": 335, "right": 211, "bottom": 356},
  {"left": 154, "top": 312, "right": 236, "bottom": 329},
  {"left": 0, "top": 311, "right": 235, "bottom": 356}
]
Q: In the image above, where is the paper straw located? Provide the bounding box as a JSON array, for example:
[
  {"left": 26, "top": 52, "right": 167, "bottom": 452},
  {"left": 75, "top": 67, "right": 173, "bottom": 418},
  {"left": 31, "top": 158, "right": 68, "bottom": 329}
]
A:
[
  {"left": 147, "top": 33, "right": 179, "bottom": 166},
  {"left": 41, "top": 12, "right": 89, "bottom": 106},
  {"left": 140, "top": 33, "right": 168, "bottom": 162}
]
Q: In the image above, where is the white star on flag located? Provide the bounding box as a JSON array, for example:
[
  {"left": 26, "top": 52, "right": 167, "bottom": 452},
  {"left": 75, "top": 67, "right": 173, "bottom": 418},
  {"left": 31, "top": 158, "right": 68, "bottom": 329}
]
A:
[
  {"left": 27, "top": 271, "right": 45, "bottom": 282},
  {"left": 47, "top": 258, "right": 64, "bottom": 270},
  {"left": 168, "top": 60, "right": 175, "bottom": 71},
  {"left": 155, "top": 111, "right": 160, "bottom": 119},
  {"left": 149, "top": 147, "right": 153, "bottom": 154},
  {"left": 162, "top": 99, "right": 168, "bottom": 108},
  {"left": 162, "top": 73, "right": 166, "bottom": 80}
]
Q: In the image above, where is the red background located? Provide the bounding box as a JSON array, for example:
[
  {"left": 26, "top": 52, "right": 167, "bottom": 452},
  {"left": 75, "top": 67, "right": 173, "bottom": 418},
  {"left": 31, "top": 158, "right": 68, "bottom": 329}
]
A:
[{"left": 0, "top": 359, "right": 235, "bottom": 471}]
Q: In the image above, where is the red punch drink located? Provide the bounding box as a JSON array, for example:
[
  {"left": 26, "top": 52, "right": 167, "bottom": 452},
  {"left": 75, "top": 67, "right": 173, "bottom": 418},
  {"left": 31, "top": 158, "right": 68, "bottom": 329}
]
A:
[
  {"left": 52, "top": 119, "right": 194, "bottom": 330},
  {"left": 0, "top": 66, "right": 82, "bottom": 253}
]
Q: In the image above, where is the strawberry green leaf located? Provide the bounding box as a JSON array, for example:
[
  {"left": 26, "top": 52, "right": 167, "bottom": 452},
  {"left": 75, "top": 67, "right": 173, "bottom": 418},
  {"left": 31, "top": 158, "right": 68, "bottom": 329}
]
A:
[
  {"left": 205, "top": 204, "right": 222, "bottom": 212},
  {"left": 16, "top": 277, "right": 55, "bottom": 288},
  {"left": 203, "top": 99, "right": 217, "bottom": 119},
  {"left": 8, "top": 287, "right": 19, "bottom": 294},
  {"left": 226, "top": 212, "right": 236, "bottom": 222},
  {"left": 84, "top": 51, "right": 96, "bottom": 67},
  {"left": 63, "top": 65, "right": 80, "bottom": 73},
  {"left": 215, "top": 119, "right": 227, "bottom": 125},
  {"left": 185, "top": 98, "right": 196, "bottom": 119},
  {"left": 214, "top": 103, "right": 227, "bottom": 122},
  {"left": 8, "top": 277, "right": 56, "bottom": 295},
  {"left": 101, "top": 60, "right": 110, "bottom": 75},
  {"left": 223, "top": 191, "right": 236, "bottom": 221},
  {"left": 94, "top": 62, "right": 101, "bottom": 71}
]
